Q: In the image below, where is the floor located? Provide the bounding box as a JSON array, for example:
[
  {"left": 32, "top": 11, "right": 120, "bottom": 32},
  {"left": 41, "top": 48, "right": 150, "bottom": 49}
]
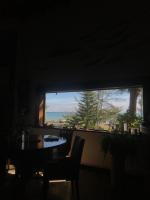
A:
[{"left": 0, "top": 166, "right": 149, "bottom": 200}]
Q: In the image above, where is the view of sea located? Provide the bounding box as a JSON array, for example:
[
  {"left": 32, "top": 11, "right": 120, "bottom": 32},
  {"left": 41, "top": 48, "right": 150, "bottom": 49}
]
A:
[{"left": 45, "top": 112, "right": 74, "bottom": 122}]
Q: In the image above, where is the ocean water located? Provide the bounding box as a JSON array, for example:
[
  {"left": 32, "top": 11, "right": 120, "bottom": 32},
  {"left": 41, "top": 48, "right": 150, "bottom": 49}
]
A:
[{"left": 45, "top": 112, "right": 74, "bottom": 122}]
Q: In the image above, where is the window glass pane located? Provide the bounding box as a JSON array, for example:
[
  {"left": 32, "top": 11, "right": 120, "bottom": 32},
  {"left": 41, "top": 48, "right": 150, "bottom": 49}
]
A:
[{"left": 45, "top": 87, "right": 143, "bottom": 132}]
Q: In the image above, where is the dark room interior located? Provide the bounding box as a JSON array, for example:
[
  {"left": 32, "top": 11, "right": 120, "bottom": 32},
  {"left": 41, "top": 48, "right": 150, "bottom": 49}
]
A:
[{"left": 1, "top": 1, "right": 150, "bottom": 200}]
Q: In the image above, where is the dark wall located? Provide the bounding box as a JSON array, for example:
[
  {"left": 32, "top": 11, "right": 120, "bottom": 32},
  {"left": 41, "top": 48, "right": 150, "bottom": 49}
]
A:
[
  {"left": 1, "top": 2, "right": 150, "bottom": 127},
  {"left": 14, "top": 3, "right": 150, "bottom": 85},
  {"left": 0, "top": 32, "right": 17, "bottom": 132}
]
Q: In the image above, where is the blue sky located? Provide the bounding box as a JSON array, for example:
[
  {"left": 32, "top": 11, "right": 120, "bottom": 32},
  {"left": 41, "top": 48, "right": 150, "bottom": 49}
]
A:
[
  {"left": 45, "top": 90, "right": 130, "bottom": 113},
  {"left": 46, "top": 92, "right": 81, "bottom": 112}
]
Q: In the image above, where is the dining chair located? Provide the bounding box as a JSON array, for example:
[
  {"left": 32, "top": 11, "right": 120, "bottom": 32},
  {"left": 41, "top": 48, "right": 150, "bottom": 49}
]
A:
[
  {"left": 53, "top": 128, "right": 74, "bottom": 158},
  {"left": 43, "top": 135, "right": 85, "bottom": 200}
]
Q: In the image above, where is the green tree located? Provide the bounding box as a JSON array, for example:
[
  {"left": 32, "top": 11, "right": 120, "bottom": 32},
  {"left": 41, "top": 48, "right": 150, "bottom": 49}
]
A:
[
  {"left": 77, "top": 91, "right": 99, "bottom": 129},
  {"left": 116, "top": 87, "right": 143, "bottom": 130},
  {"left": 117, "top": 111, "right": 142, "bottom": 130},
  {"left": 64, "top": 90, "right": 122, "bottom": 130},
  {"left": 116, "top": 87, "right": 142, "bottom": 116},
  {"left": 64, "top": 114, "right": 81, "bottom": 129},
  {"left": 102, "top": 104, "right": 121, "bottom": 123},
  {"left": 96, "top": 90, "right": 122, "bottom": 125},
  {"left": 64, "top": 91, "right": 99, "bottom": 129}
]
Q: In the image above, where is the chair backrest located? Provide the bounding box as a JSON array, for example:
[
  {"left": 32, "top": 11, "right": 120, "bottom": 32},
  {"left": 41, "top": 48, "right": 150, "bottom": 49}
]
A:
[
  {"left": 59, "top": 128, "right": 74, "bottom": 155},
  {"left": 43, "top": 135, "right": 85, "bottom": 182},
  {"left": 70, "top": 136, "right": 85, "bottom": 167}
]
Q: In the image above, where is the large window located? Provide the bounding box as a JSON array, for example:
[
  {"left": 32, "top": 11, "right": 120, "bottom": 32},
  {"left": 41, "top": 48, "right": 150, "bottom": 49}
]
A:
[{"left": 43, "top": 87, "right": 143, "bottom": 132}]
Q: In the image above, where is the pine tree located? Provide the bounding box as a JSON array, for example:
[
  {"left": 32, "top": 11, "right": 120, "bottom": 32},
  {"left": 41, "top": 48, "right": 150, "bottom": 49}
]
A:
[
  {"left": 64, "top": 90, "right": 122, "bottom": 130},
  {"left": 76, "top": 91, "right": 99, "bottom": 129}
]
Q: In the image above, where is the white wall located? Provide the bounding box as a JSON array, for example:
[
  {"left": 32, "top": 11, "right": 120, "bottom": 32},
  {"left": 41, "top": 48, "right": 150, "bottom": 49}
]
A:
[{"left": 73, "top": 130, "right": 112, "bottom": 169}]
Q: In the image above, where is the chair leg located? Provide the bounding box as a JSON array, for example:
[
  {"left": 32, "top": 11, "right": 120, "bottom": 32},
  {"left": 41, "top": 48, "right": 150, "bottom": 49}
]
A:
[
  {"left": 71, "top": 180, "right": 74, "bottom": 199},
  {"left": 75, "top": 180, "right": 80, "bottom": 200},
  {"left": 43, "top": 175, "right": 49, "bottom": 200}
]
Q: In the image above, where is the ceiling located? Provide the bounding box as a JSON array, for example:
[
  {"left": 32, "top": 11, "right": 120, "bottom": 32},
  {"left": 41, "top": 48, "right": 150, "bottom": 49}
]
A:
[{"left": 1, "top": 2, "right": 150, "bottom": 83}]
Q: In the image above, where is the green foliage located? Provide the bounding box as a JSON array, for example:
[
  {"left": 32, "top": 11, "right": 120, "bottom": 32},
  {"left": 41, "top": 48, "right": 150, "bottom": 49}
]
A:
[
  {"left": 117, "top": 111, "right": 143, "bottom": 129},
  {"left": 100, "top": 105, "right": 121, "bottom": 123},
  {"left": 130, "top": 116, "right": 143, "bottom": 128},
  {"left": 64, "top": 91, "right": 121, "bottom": 130},
  {"left": 63, "top": 91, "right": 99, "bottom": 129},
  {"left": 77, "top": 91, "right": 99, "bottom": 129},
  {"left": 63, "top": 114, "right": 81, "bottom": 129}
]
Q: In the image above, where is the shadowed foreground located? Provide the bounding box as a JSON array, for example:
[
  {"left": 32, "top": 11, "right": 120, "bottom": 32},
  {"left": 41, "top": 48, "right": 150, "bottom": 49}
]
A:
[{"left": 1, "top": 167, "right": 150, "bottom": 200}]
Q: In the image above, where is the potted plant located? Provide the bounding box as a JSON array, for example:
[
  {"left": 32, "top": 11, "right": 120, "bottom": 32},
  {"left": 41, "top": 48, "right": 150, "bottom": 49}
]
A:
[{"left": 117, "top": 111, "right": 142, "bottom": 133}]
